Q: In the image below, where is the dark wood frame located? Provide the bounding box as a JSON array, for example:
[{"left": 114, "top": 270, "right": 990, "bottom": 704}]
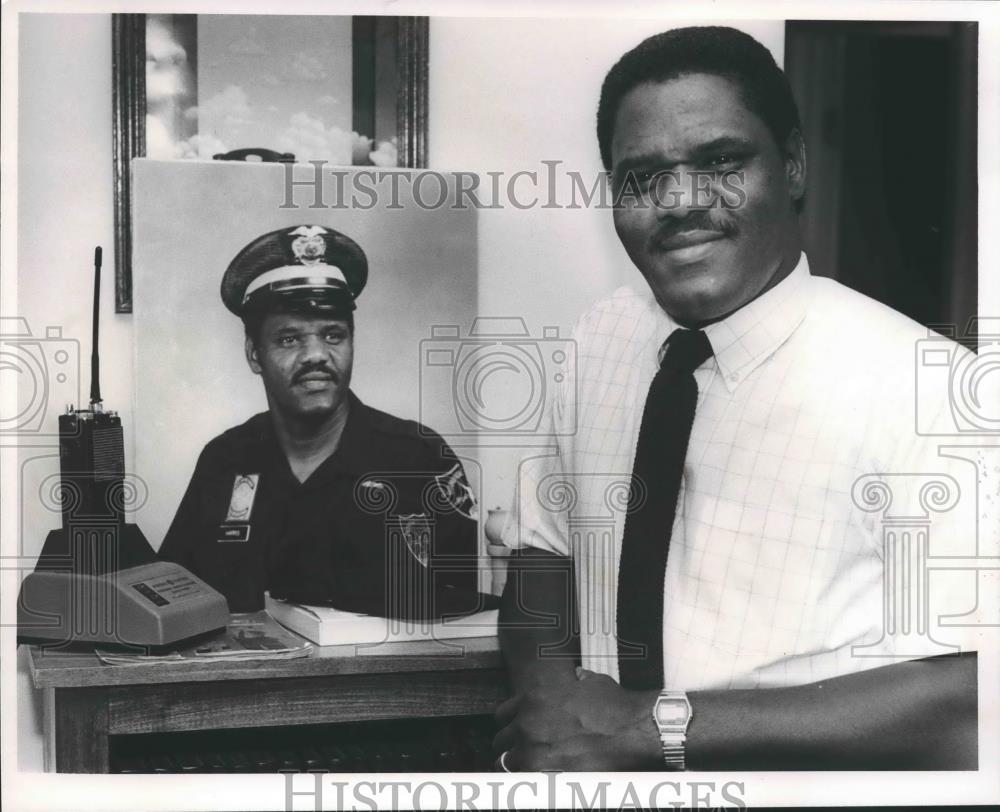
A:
[
  {"left": 111, "top": 15, "right": 146, "bottom": 315},
  {"left": 110, "top": 14, "right": 429, "bottom": 313}
]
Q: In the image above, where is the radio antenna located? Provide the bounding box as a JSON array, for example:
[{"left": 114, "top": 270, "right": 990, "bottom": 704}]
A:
[{"left": 90, "top": 246, "right": 102, "bottom": 408}]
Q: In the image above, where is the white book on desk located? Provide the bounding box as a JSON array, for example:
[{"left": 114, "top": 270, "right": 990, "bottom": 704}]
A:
[{"left": 265, "top": 595, "right": 498, "bottom": 646}]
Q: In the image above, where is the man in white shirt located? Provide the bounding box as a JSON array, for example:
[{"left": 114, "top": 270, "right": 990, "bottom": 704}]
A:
[{"left": 494, "top": 25, "right": 987, "bottom": 771}]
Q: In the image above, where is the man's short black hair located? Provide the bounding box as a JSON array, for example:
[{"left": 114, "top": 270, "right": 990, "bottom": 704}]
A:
[
  {"left": 597, "top": 26, "right": 802, "bottom": 170},
  {"left": 243, "top": 307, "right": 355, "bottom": 347}
]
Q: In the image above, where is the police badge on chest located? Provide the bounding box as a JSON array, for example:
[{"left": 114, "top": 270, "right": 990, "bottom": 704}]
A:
[{"left": 218, "top": 474, "right": 259, "bottom": 543}]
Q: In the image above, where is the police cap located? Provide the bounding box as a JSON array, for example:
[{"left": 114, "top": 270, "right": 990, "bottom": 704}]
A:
[{"left": 221, "top": 225, "right": 368, "bottom": 318}]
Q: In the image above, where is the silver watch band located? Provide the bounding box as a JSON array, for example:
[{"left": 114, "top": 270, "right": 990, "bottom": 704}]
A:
[{"left": 660, "top": 739, "right": 686, "bottom": 770}]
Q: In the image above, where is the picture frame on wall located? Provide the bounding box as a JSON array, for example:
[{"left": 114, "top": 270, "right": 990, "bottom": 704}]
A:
[{"left": 110, "top": 13, "right": 428, "bottom": 312}]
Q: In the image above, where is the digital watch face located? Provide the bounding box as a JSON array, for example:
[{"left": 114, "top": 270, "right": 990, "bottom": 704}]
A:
[{"left": 655, "top": 697, "right": 690, "bottom": 727}]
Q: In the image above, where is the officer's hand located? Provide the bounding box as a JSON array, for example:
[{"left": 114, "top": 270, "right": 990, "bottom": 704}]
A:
[{"left": 493, "top": 667, "right": 662, "bottom": 771}]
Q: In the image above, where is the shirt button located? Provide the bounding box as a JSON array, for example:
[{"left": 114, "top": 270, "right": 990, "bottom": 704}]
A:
[{"left": 729, "top": 373, "right": 739, "bottom": 383}]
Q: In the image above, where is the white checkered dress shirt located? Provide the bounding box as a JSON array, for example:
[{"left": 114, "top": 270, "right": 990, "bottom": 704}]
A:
[{"left": 504, "top": 254, "right": 993, "bottom": 690}]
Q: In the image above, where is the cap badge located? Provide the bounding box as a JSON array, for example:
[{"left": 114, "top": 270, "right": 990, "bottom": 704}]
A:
[{"left": 289, "top": 225, "right": 328, "bottom": 266}]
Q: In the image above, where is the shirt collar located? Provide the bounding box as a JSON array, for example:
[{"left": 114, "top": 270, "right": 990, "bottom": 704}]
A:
[
  {"left": 326, "top": 390, "right": 376, "bottom": 476},
  {"left": 263, "top": 390, "right": 376, "bottom": 485},
  {"left": 650, "top": 253, "right": 812, "bottom": 393},
  {"left": 704, "top": 253, "right": 812, "bottom": 392}
]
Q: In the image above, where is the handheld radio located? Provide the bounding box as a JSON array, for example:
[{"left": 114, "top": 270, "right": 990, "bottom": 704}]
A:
[{"left": 17, "top": 248, "right": 229, "bottom": 647}]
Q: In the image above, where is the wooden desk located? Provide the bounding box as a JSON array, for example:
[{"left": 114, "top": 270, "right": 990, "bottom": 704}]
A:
[{"left": 26, "top": 636, "right": 508, "bottom": 773}]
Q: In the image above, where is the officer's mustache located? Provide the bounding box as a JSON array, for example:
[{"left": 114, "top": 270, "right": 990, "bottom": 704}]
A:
[
  {"left": 293, "top": 364, "right": 339, "bottom": 384},
  {"left": 651, "top": 210, "right": 739, "bottom": 247}
]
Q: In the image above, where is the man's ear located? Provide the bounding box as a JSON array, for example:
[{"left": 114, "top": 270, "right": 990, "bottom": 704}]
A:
[
  {"left": 783, "top": 128, "right": 807, "bottom": 203},
  {"left": 245, "top": 335, "right": 262, "bottom": 375}
]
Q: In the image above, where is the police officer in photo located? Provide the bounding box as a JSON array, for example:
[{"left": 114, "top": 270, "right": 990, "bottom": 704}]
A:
[{"left": 159, "top": 225, "right": 484, "bottom": 617}]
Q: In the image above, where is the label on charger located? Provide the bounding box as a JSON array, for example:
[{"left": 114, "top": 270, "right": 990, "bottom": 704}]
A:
[
  {"left": 130, "top": 573, "right": 202, "bottom": 605},
  {"left": 131, "top": 581, "right": 169, "bottom": 607}
]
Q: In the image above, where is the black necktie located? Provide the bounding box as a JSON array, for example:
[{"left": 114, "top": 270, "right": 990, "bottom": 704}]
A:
[{"left": 617, "top": 328, "right": 713, "bottom": 689}]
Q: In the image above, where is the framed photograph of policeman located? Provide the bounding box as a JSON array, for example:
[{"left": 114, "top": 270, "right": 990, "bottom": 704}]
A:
[{"left": 111, "top": 13, "right": 429, "bottom": 312}]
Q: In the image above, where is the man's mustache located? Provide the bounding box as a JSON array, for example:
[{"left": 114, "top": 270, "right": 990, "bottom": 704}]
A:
[
  {"left": 293, "top": 365, "right": 338, "bottom": 384},
  {"left": 651, "top": 210, "right": 738, "bottom": 247}
]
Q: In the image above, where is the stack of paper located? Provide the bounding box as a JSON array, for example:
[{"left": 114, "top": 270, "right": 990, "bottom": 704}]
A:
[{"left": 95, "top": 611, "right": 313, "bottom": 665}]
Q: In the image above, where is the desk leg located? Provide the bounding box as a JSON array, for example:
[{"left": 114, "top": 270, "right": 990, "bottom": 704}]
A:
[
  {"left": 42, "top": 689, "right": 55, "bottom": 772},
  {"left": 53, "top": 687, "right": 110, "bottom": 773}
]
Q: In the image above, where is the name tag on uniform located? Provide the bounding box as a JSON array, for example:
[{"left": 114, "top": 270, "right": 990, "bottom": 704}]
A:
[{"left": 218, "top": 474, "right": 259, "bottom": 543}]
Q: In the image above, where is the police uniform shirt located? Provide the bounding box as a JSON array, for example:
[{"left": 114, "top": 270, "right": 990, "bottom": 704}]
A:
[{"left": 159, "top": 391, "right": 479, "bottom": 614}]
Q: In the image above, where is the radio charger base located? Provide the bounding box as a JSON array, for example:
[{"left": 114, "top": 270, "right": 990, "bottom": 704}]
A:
[{"left": 18, "top": 524, "right": 230, "bottom": 648}]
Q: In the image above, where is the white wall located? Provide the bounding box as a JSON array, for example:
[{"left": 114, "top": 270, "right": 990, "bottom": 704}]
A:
[
  {"left": 15, "top": 12, "right": 127, "bottom": 773},
  {"left": 13, "top": 12, "right": 783, "bottom": 772}
]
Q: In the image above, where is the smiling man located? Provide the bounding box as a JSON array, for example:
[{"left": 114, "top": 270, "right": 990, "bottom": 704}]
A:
[
  {"left": 159, "top": 225, "right": 482, "bottom": 618},
  {"left": 495, "top": 27, "right": 982, "bottom": 771},
  {"left": 610, "top": 69, "right": 803, "bottom": 325}
]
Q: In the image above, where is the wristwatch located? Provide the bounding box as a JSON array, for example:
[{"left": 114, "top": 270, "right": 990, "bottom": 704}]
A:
[{"left": 653, "top": 690, "right": 692, "bottom": 770}]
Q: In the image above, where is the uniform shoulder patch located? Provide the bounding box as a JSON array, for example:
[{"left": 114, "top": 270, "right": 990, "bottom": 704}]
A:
[{"left": 433, "top": 462, "right": 478, "bottom": 520}]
